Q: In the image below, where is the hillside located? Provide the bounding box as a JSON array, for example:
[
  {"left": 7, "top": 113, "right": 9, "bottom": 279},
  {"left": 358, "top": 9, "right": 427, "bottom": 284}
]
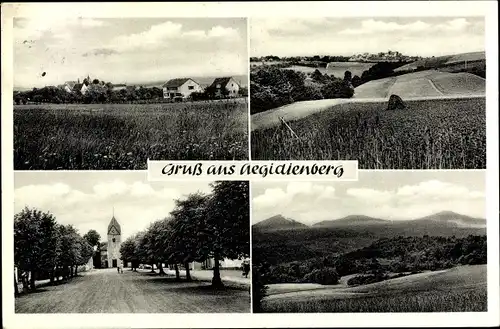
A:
[
  {"left": 262, "top": 265, "right": 487, "bottom": 312},
  {"left": 394, "top": 51, "right": 485, "bottom": 73},
  {"left": 353, "top": 70, "right": 485, "bottom": 99},
  {"left": 314, "top": 215, "right": 389, "bottom": 227},
  {"left": 253, "top": 215, "right": 308, "bottom": 230},
  {"left": 412, "top": 211, "right": 486, "bottom": 228},
  {"left": 253, "top": 211, "right": 486, "bottom": 266}
]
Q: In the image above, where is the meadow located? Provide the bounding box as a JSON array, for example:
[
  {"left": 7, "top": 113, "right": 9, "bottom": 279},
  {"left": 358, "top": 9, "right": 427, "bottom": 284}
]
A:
[
  {"left": 354, "top": 70, "right": 485, "bottom": 99},
  {"left": 261, "top": 265, "right": 487, "bottom": 312},
  {"left": 14, "top": 100, "right": 248, "bottom": 170},
  {"left": 251, "top": 97, "right": 486, "bottom": 169}
]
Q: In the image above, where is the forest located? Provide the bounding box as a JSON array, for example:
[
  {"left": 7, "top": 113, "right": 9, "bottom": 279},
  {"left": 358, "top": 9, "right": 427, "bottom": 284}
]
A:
[{"left": 254, "top": 235, "right": 486, "bottom": 286}]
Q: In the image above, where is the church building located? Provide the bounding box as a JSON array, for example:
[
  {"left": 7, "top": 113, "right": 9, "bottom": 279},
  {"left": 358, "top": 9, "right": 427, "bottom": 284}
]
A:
[{"left": 107, "top": 215, "right": 122, "bottom": 268}]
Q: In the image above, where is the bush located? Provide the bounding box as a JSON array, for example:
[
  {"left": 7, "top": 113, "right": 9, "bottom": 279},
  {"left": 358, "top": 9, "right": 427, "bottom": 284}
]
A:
[
  {"left": 321, "top": 80, "right": 354, "bottom": 99},
  {"left": 303, "top": 267, "right": 339, "bottom": 285},
  {"left": 347, "top": 273, "right": 388, "bottom": 286}
]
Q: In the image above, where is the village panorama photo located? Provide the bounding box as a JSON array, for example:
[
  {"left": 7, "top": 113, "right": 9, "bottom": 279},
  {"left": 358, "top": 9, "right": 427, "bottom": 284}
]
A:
[
  {"left": 13, "top": 172, "right": 250, "bottom": 313},
  {"left": 13, "top": 17, "right": 249, "bottom": 170}
]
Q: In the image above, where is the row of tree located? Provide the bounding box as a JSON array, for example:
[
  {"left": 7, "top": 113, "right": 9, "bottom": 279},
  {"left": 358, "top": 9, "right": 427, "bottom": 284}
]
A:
[
  {"left": 14, "top": 84, "right": 248, "bottom": 105},
  {"left": 14, "top": 207, "right": 100, "bottom": 294},
  {"left": 119, "top": 181, "right": 249, "bottom": 288}
]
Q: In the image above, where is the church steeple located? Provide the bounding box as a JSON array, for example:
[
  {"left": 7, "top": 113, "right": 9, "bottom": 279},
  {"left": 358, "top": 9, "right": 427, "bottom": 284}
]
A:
[{"left": 108, "top": 212, "right": 121, "bottom": 235}]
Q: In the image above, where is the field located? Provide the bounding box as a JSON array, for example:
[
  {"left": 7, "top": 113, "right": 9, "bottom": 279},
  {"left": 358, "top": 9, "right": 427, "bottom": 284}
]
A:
[
  {"left": 394, "top": 51, "right": 485, "bottom": 73},
  {"left": 354, "top": 70, "right": 485, "bottom": 99},
  {"left": 262, "top": 265, "right": 487, "bottom": 312},
  {"left": 251, "top": 97, "right": 486, "bottom": 169},
  {"left": 14, "top": 100, "right": 248, "bottom": 170},
  {"left": 325, "top": 62, "right": 376, "bottom": 77},
  {"left": 283, "top": 62, "right": 375, "bottom": 78}
]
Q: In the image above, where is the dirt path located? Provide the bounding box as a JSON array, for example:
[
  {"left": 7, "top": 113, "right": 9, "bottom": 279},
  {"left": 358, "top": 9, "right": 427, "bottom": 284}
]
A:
[
  {"left": 251, "top": 94, "right": 485, "bottom": 131},
  {"left": 15, "top": 268, "right": 250, "bottom": 313},
  {"left": 427, "top": 78, "right": 444, "bottom": 95}
]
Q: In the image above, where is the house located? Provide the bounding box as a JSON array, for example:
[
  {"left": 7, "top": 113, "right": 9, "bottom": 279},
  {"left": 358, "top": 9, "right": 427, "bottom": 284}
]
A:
[
  {"left": 112, "top": 84, "right": 127, "bottom": 91},
  {"left": 209, "top": 77, "right": 240, "bottom": 98},
  {"left": 162, "top": 78, "right": 203, "bottom": 100}
]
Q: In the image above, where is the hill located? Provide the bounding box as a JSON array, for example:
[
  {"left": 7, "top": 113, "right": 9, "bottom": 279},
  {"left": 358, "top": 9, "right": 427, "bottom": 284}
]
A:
[
  {"left": 253, "top": 211, "right": 486, "bottom": 266},
  {"left": 394, "top": 51, "right": 485, "bottom": 73},
  {"left": 262, "top": 265, "right": 487, "bottom": 312},
  {"left": 314, "top": 215, "right": 389, "bottom": 227},
  {"left": 353, "top": 70, "right": 485, "bottom": 99},
  {"left": 253, "top": 215, "right": 308, "bottom": 230},
  {"left": 412, "top": 211, "right": 486, "bottom": 228}
]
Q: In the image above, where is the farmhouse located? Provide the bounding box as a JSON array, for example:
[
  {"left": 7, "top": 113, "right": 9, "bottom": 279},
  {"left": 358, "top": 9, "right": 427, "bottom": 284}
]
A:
[
  {"left": 209, "top": 77, "right": 240, "bottom": 98},
  {"left": 162, "top": 78, "right": 203, "bottom": 100}
]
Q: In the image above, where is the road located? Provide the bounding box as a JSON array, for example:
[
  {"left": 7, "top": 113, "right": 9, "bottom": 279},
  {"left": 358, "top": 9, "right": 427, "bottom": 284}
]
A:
[
  {"left": 251, "top": 94, "right": 485, "bottom": 131},
  {"left": 15, "top": 268, "right": 250, "bottom": 313}
]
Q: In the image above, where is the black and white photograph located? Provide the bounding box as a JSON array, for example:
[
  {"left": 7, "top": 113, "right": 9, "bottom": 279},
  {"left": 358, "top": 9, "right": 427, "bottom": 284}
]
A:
[
  {"left": 13, "top": 17, "right": 249, "bottom": 170},
  {"left": 250, "top": 17, "right": 486, "bottom": 169},
  {"left": 13, "top": 172, "right": 250, "bottom": 313},
  {"left": 252, "top": 171, "right": 487, "bottom": 313}
]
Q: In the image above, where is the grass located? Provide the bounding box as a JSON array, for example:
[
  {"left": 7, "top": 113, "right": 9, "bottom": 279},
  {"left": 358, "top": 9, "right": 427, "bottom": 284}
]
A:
[
  {"left": 354, "top": 70, "right": 485, "bottom": 99},
  {"left": 251, "top": 98, "right": 485, "bottom": 169},
  {"left": 261, "top": 265, "right": 487, "bottom": 312},
  {"left": 14, "top": 100, "right": 248, "bottom": 170},
  {"left": 262, "top": 287, "right": 487, "bottom": 312}
]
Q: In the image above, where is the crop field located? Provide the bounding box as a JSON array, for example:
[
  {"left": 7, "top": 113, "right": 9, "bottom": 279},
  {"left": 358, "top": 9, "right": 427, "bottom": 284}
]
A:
[
  {"left": 284, "top": 62, "right": 375, "bottom": 78},
  {"left": 14, "top": 100, "right": 248, "bottom": 170},
  {"left": 262, "top": 265, "right": 487, "bottom": 312},
  {"left": 354, "top": 70, "right": 485, "bottom": 99},
  {"left": 251, "top": 97, "right": 486, "bottom": 169},
  {"left": 325, "top": 62, "right": 376, "bottom": 77}
]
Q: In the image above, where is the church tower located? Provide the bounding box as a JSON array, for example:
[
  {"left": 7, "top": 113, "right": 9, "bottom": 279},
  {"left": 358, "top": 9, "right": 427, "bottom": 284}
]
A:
[{"left": 107, "top": 212, "right": 122, "bottom": 268}]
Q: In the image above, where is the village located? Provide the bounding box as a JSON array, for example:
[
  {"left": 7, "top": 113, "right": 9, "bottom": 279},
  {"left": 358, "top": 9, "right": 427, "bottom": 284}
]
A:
[{"left": 13, "top": 75, "right": 247, "bottom": 105}]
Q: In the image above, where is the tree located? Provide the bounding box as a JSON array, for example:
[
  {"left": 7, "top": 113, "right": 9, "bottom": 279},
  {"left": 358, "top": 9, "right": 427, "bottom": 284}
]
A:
[
  {"left": 311, "top": 69, "right": 324, "bottom": 83},
  {"left": 57, "top": 224, "right": 81, "bottom": 279},
  {"left": 170, "top": 193, "right": 209, "bottom": 281},
  {"left": 200, "top": 181, "right": 250, "bottom": 288},
  {"left": 344, "top": 70, "right": 352, "bottom": 82},
  {"left": 14, "top": 207, "right": 59, "bottom": 292},
  {"left": 252, "top": 262, "right": 270, "bottom": 313},
  {"left": 83, "top": 230, "right": 100, "bottom": 247},
  {"left": 120, "top": 236, "right": 139, "bottom": 271}
]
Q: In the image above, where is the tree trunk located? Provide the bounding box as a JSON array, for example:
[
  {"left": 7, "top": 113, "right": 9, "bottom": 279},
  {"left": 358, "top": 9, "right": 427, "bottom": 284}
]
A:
[
  {"left": 184, "top": 262, "right": 192, "bottom": 281},
  {"left": 30, "top": 271, "right": 36, "bottom": 291},
  {"left": 22, "top": 273, "right": 29, "bottom": 293},
  {"left": 150, "top": 263, "right": 155, "bottom": 273},
  {"left": 70, "top": 266, "right": 74, "bottom": 278},
  {"left": 158, "top": 263, "right": 166, "bottom": 275},
  {"left": 14, "top": 275, "right": 19, "bottom": 296},
  {"left": 174, "top": 264, "right": 180, "bottom": 281},
  {"left": 212, "top": 253, "right": 223, "bottom": 288},
  {"left": 74, "top": 265, "right": 78, "bottom": 276}
]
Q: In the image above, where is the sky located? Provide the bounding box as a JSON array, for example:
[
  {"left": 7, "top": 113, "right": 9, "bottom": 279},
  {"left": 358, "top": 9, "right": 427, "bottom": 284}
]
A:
[
  {"left": 14, "top": 17, "right": 248, "bottom": 89},
  {"left": 14, "top": 172, "right": 214, "bottom": 242},
  {"left": 252, "top": 171, "right": 486, "bottom": 225},
  {"left": 250, "top": 17, "right": 485, "bottom": 57}
]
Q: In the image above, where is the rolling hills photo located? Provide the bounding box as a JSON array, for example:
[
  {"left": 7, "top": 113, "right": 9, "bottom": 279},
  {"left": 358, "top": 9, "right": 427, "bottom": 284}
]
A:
[{"left": 251, "top": 172, "right": 488, "bottom": 313}]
